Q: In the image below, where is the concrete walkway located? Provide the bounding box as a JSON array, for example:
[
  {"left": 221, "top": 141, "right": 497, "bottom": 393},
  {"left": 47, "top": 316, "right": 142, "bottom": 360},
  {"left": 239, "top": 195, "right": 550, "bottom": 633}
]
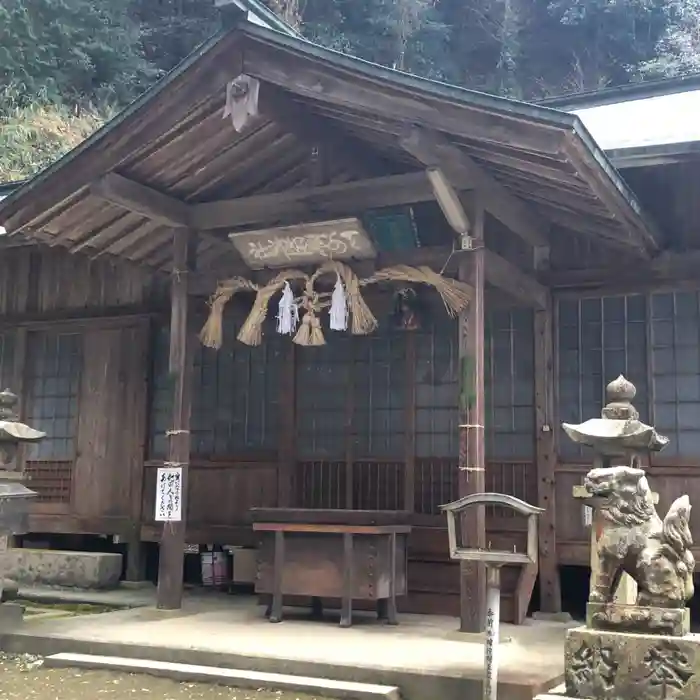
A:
[{"left": 2, "top": 586, "right": 570, "bottom": 700}]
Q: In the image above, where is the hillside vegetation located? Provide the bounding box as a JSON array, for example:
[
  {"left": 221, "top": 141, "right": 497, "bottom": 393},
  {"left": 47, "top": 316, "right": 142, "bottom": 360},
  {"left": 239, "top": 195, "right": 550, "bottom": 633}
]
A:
[
  {"left": 0, "top": 102, "right": 105, "bottom": 182},
  {"left": 1, "top": 0, "right": 699, "bottom": 182}
]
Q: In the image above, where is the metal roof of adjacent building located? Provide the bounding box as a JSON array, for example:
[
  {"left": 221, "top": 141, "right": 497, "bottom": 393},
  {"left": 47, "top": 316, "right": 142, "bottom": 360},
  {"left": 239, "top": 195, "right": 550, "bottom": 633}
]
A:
[
  {"left": 572, "top": 88, "right": 700, "bottom": 151},
  {"left": 540, "top": 73, "right": 700, "bottom": 163}
]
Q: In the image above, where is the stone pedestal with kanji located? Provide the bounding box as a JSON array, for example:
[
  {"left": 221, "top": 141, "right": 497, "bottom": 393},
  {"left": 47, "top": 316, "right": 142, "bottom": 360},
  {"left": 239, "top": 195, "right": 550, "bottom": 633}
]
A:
[{"left": 563, "top": 627, "right": 700, "bottom": 699}]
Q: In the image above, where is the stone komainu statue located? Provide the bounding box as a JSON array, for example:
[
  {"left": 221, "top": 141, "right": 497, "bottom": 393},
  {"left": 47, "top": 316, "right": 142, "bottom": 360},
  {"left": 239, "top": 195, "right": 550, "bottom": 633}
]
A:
[{"left": 585, "top": 465, "right": 695, "bottom": 608}]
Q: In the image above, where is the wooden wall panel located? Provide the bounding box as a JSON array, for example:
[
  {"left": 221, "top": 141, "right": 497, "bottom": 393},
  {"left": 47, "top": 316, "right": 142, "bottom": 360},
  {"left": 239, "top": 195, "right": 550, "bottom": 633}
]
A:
[
  {"left": 647, "top": 467, "right": 700, "bottom": 538},
  {"left": 554, "top": 463, "right": 588, "bottom": 565},
  {"left": 0, "top": 247, "right": 154, "bottom": 317},
  {"left": 622, "top": 161, "right": 698, "bottom": 251},
  {"left": 0, "top": 247, "right": 31, "bottom": 315},
  {"left": 32, "top": 247, "right": 153, "bottom": 313},
  {"left": 142, "top": 460, "right": 278, "bottom": 542},
  {"left": 72, "top": 322, "right": 149, "bottom": 520}
]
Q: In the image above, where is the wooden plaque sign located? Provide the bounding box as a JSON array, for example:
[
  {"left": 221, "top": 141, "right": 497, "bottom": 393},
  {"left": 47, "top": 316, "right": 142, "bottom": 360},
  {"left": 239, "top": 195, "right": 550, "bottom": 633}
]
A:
[{"left": 229, "top": 218, "right": 376, "bottom": 270}]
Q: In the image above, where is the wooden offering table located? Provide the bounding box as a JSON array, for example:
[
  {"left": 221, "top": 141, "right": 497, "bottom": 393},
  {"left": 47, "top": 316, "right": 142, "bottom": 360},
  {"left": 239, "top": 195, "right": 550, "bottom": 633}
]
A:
[{"left": 251, "top": 508, "right": 410, "bottom": 628}]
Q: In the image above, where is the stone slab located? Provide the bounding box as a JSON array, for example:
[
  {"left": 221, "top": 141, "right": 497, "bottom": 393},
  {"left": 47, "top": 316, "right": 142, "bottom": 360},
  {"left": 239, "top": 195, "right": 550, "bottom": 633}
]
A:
[
  {"left": 45, "top": 653, "right": 401, "bottom": 700},
  {"left": 565, "top": 626, "right": 700, "bottom": 699},
  {"left": 0, "top": 590, "right": 570, "bottom": 700},
  {"left": 586, "top": 602, "right": 690, "bottom": 637},
  {"left": 0, "top": 602, "right": 24, "bottom": 631},
  {"left": 7, "top": 549, "right": 122, "bottom": 589}
]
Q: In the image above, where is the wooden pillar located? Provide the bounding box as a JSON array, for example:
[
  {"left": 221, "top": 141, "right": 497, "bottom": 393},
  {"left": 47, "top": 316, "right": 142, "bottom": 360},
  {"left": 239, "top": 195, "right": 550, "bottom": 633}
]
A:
[
  {"left": 344, "top": 340, "right": 355, "bottom": 509},
  {"left": 403, "top": 333, "right": 416, "bottom": 512},
  {"left": 277, "top": 342, "right": 296, "bottom": 508},
  {"left": 534, "top": 297, "right": 562, "bottom": 613},
  {"left": 156, "top": 229, "right": 195, "bottom": 610},
  {"left": 126, "top": 318, "right": 151, "bottom": 582},
  {"left": 458, "top": 201, "right": 487, "bottom": 633}
]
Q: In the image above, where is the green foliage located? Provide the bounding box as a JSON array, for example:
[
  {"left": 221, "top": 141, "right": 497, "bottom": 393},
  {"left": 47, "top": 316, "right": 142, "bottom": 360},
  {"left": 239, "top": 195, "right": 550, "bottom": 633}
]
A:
[
  {"left": 0, "top": 100, "right": 107, "bottom": 181},
  {"left": 642, "top": 0, "right": 700, "bottom": 77},
  {"left": 130, "top": 0, "right": 221, "bottom": 73},
  {"left": 0, "top": 0, "right": 155, "bottom": 111},
  {"left": 272, "top": 0, "right": 695, "bottom": 99}
]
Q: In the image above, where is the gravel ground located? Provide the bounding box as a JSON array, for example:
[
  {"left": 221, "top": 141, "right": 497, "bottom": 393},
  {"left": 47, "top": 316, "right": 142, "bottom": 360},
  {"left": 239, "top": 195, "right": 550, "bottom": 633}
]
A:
[{"left": 0, "top": 654, "right": 330, "bottom": 700}]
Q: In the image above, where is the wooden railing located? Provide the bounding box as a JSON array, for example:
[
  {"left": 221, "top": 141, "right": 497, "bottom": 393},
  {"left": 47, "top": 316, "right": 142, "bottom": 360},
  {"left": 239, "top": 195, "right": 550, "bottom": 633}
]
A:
[
  {"left": 25, "top": 460, "right": 73, "bottom": 503},
  {"left": 293, "top": 459, "right": 404, "bottom": 510},
  {"left": 292, "top": 458, "right": 535, "bottom": 516}
]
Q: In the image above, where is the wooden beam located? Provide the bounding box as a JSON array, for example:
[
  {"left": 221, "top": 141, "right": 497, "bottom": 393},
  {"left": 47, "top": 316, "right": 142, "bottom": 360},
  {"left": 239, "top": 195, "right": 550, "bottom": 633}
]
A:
[
  {"left": 400, "top": 126, "right": 549, "bottom": 248},
  {"left": 483, "top": 249, "right": 547, "bottom": 310},
  {"left": 458, "top": 200, "right": 487, "bottom": 633},
  {"left": 534, "top": 296, "right": 562, "bottom": 614},
  {"left": 243, "top": 43, "right": 564, "bottom": 156},
  {"left": 91, "top": 173, "right": 190, "bottom": 228},
  {"left": 426, "top": 168, "right": 470, "bottom": 233},
  {"left": 156, "top": 229, "right": 195, "bottom": 610},
  {"left": 88, "top": 173, "right": 241, "bottom": 264},
  {"left": 190, "top": 171, "right": 471, "bottom": 230}
]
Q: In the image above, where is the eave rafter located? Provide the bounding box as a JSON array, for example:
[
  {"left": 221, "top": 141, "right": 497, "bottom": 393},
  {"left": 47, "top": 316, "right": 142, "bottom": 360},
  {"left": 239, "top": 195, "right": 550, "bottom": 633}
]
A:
[{"left": 562, "top": 134, "right": 661, "bottom": 257}]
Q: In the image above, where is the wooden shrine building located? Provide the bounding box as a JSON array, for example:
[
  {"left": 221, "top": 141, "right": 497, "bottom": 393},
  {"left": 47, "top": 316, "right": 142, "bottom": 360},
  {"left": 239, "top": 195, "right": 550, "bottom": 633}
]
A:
[{"left": 0, "top": 8, "right": 698, "bottom": 631}]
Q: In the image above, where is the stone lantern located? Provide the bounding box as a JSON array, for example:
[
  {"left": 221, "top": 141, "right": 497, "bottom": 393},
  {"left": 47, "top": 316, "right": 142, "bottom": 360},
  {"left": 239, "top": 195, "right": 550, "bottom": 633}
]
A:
[
  {"left": 0, "top": 389, "right": 45, "bottom": 612},
  {"left": 562, "top": 374, "right": 668, "bottom": 460},
  {"left": 565, "top": 375, "right": 666, "bottom": 605}
]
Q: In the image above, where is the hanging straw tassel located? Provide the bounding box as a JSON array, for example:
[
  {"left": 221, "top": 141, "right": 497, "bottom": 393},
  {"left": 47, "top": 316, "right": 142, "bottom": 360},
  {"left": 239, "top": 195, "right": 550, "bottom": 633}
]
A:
[
  {"left": 199, "top": 277, "right": 258, "bottom": 349},
  {"left": 314, "top": 261, "right": 377, "bottom": 336},
  {"left": 276, "top": 281, "right": 299, "bottom": 335},
  {"left": 294, "top": 306, "right": 325, "bottom": 346},
  {"left": 329, "top": 274, "right": 348, "bottom": 331},
  {"left": 237, "top": 270, "right": 307, "bottom": 347}
]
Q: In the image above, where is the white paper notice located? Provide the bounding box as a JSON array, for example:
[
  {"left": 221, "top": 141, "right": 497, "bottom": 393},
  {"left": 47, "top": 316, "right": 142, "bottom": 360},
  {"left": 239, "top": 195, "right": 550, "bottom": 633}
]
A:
[{"left": 155, "top": 466, "right": 183, "bottom": 522}]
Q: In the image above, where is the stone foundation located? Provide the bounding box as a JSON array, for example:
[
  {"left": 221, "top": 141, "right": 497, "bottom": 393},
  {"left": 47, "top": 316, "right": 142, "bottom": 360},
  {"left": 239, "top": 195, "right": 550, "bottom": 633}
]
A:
[
  {"left": 586, "top": 602, "right": 690, "bottom": 637},
  {"left": 6, "top": 548, "right": 122, "bottom": 589},
  {"left": 563, "top": 626, "right": 700, "bottom": 699}
]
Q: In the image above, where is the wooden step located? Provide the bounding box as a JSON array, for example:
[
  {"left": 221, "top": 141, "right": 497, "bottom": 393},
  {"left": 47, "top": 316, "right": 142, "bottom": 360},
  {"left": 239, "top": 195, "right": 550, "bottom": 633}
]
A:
[{"left": 45, "top": 653, "right": 401, "bottom": 700}]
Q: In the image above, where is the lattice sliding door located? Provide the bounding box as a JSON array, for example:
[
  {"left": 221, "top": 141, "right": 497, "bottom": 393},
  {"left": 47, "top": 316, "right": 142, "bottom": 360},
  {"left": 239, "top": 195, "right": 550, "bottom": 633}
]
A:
[{"left": 24, "top": 331, "right": 82, "bottom": 503}]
